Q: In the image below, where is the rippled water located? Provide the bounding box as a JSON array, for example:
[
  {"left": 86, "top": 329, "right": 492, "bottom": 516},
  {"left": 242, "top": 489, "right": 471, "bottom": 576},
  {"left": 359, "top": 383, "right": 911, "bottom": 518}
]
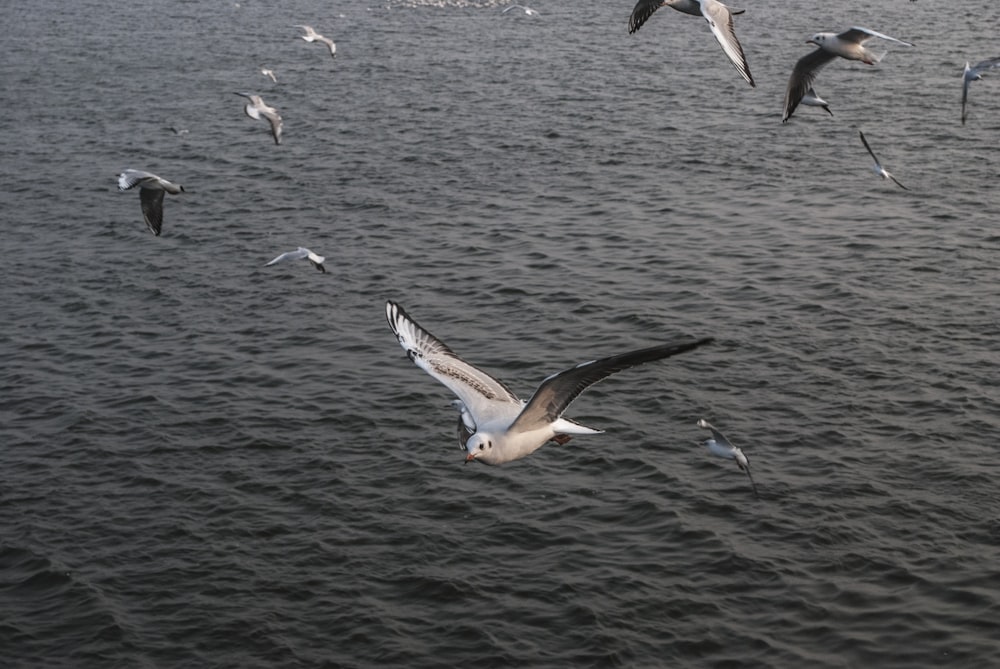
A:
[{"left": 2, "top": 0, "right": 999, "bottom": 666}]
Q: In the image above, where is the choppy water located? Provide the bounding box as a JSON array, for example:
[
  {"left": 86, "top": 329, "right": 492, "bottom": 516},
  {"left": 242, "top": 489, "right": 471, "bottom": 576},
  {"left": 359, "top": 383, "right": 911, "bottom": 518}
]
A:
[{"left": 2, "top": 0, "right": 999, "bottom": 666}]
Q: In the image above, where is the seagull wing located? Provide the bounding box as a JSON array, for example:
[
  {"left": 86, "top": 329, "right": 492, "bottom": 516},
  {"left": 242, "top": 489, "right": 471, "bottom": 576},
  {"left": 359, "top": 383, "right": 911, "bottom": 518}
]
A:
[
  {"left": 887, "top": 172, "right": 909, "bottom": 191},
  {"left": 698, "top": 419, "right": 734, "bottom": 449},
  {"left": 628, "top": 0, "right": 665, "bottom": 34},
  {"left": 962, "top": 65, "right": 972, "bottom": 125},
  {"left": 139, "top": 188, "right": 165, "bottom": 236},
  {"left": 262, "top": 108, "right": 283, "bottom": 145},
  {"left": 266, "top": 248, "right": 309, "bottom": 266},
  {"left": 700, "top": 0, "right": 754, "bottom": 87},
  {"left": 509, "top": 337, "right": 713, "bottom": 435},
  {"left": 858, "top": 130, "right": 881, "bottom": 165},
  {"left": 783, "top": 48, "right": 837, "bottom": 122},
  {"left": 118, "top": 169, "right": 155, "bottom": 191},
  {"left": 386, "top": 301, "right": 524, "bottom": 427},
  {"left": 839, "top": 26, "right": 913, "bottom": 47},
  {"left": 740, "top": 456, "right": 759, "bottom": 498}
]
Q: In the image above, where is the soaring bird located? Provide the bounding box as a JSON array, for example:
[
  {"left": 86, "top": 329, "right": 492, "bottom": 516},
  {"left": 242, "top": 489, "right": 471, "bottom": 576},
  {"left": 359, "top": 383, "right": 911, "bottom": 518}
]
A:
[
  {"left": 628, "top": 0, "right": 755, "bottom": 88},
  {"left": 265, "top": 247, "right": 327, "bottom": 273},
  {"left": 295, "top": 24, "right": 336, "bottom": 58},
  {"left": 961, "top": 56, "right": 1000, "bottom": 125},
  {"left": 234, "top": 92, "right": 283, "bottom": 145},
  {"left": 386, "top": 301, "right": 713, "bottom": 465},
  {"left": 116, "top": 169, "right": 185, "bottom": 236},
  {"left": 782, "top": 26, "right": 912, "bottom": 123}
]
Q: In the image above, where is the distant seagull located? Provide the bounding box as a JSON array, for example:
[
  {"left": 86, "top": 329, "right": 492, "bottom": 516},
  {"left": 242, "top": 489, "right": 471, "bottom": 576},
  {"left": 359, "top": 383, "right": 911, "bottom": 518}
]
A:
[
  {"left": 782, "top": 26, "right": 913, "bottom": 123},
  {"left": 234, "top": 92, "right": 283, "bottom": 145},
  {"left": 265, "top": 247, "right": 326, "bottom": 273},
  {"left": 261, "top": 68, "right": 277, "bottom": 83},
  {"left": 697, "top": 419, "right": 757, "bottom": 498},
  {"left": 858, "top": 131, "right": 908, "bottom": 191},
  {"left": 961, "top": 57, "right": 1000, "bottom": 125},
  {"left": 628, "top": 0, "right": 755, "bottom": 88},
  {"left": 800, "top": 87, "right": 833, "bottom": 116},
  {"left": 169, "top": 126, "right": 190, "bottom": 135},
  {"left": 502, "top": 4, "right": 539, "bottom": 15},
  {"left": 116, "top": 169, "right": 185, "bottom": 236},
  {"left": 386, "top": 301, "right": 713, "bottom": 465},
  {"left": 295, "top": 24, "right": 336, "bottom": 58}
]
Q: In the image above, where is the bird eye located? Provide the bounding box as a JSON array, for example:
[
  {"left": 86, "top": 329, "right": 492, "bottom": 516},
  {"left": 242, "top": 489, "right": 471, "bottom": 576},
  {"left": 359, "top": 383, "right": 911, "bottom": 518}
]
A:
[{"left": 479, "top": 444, "right": 485, "bottom": 450}]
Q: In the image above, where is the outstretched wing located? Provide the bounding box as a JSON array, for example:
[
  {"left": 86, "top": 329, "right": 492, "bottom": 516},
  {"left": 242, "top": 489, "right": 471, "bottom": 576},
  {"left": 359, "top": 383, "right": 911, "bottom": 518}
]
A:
[
  {"left": 700, "top": 0, "right": 754, "bottom": 87},
  {"left": 386, "top": 301, "right": 523, "bottom": 427},
  {"left": 839, "top": 26, "right": 913, "bottom": 47},
  {"left": 783, "top": 48, "right": 837, "bottom": 122},
  {"left": 858, "top": 130, "right": 880, "bottom": 165},
  {"left": 118, "top": 169, "right": 155, "bottom": 191},
  {"left": 628, "top": 0, "right": 665, "bottom": 34},
  {"left": 138, "top": 188, "right": 165, "bottom": 236},
  {"left": 509, "top": 337, "right": 713, "bottom": 434}
]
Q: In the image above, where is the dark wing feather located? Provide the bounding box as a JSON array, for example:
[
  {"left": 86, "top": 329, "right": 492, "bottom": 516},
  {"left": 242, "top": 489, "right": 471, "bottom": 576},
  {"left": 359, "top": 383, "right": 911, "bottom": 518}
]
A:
[
  {"left": 139, "top": 188, "right": 165, "bottom": 236},
  {"left": 783, "top": 48, "right": 837, "bottom": 123},
  {"left": 509, "top": 337, "right": 713, "bottom": 434},
  {"left": 629, "top": 0, "right": 665, "bottom": 34}
]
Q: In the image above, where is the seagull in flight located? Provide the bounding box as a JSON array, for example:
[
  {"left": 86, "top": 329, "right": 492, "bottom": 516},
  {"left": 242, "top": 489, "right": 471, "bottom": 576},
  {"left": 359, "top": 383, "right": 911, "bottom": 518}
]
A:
[
  {"left": 697, "top": 419, "right": 757, "bottom": 498},
  {"left": 265, "top": 247, "right": 327, "bottom": 273},
  {"left": 859, "top": 130, "right": 908, "bottom": 190},
  {"left": 628, "top": 0, "right": 755, "bottom": 88},
  {"left": 116, "top": 169, "right": 185, "bottom": 236},
  {"left": 386, "top": 301, "right": 713, "bottom": 465},
  {"left": 782, "top": 26, "right": 913, "bottom": 123},
  {"left": 234, "top": 92, "right": 283, "bottom": 145},
  {"left": 261, "top": 68, "right": 277, "bottom": 83},
  {"left": 295, "top": 24, "right": 336, "bottom": 58},
  {"left": 961, "top": 57, "right": 1000, "bottom": 125}
]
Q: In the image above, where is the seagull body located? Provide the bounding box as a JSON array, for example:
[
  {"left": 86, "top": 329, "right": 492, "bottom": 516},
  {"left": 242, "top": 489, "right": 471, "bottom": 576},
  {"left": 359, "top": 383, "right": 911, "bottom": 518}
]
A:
[
  {"left": 261, "top": 68, "right": 277, "bottom": 83},
  {"left": 234, "top": 92, "right": 283, "bottom": 145},
  {"left": 962, "top": 57, "right": 1000, "bottom": 125},
  {"left": 782, "top": 26, "right": 913, "bottom": 123},
  {"left": 697, "top": 419, "right": 757, "bottom": 497},
  {"left": 266, "top": 247, "right": 326, "bottom": 272},
  {"left": 386, "top": 301, "right": 713, "bottom": 465},
  {"left": 859, "top": 130, "right": 908, "bottom": 190},
  {"left": 800, "top": 87, "right": 833, "bottom": 116},
  {"left": 116, "top": 169, "right": 185, "bottom": 236},
  {"left": 502, "top": 4, "right": 539, "bottom": 15},
  {"left": 295, "top": 24, "right": 336, "bottom": 57},
  {"left": 628, "top": 0, "right": 754, "bottom": 88}
]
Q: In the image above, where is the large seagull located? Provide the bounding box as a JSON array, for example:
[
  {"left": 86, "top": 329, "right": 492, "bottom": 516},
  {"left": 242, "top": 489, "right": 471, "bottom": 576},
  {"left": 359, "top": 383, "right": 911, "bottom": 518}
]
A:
[
  {"left": 628, "top": 0, "right": 755, "bottom": 88},
  {"left": 116, "top": 169, "right": 185, "bottom": 236},
  {"left": 782, "top": 26, "right": 912, "bottom": 123},
  {"left": 386, "top": 301, "right": 713, "bottom": 465}
]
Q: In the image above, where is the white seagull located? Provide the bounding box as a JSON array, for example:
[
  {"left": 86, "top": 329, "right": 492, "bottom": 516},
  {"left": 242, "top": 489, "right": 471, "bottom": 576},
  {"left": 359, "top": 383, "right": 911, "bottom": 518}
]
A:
[
  {"left": 628, "top": 0, "right": 755, "bottom": 88},
  {"left": 502, "top": 4, "right": 539, "bottom": 15},
  {"left": 295, "top": 24, "right": 336, "bottom": 58},
  {"left": 234, "top": 92, "right": 283, "bottom": 145},
  {"left": 697, "top": 419, "right": 757, "bottom": 498},
  {"left": 116, "top": 169, "right": 185, "bottom": 236},
  {"left": 386, "top": 301, "right": 713, "bottom": 465},
  {"left": 782, "top": 26, "right": 913, "bottom": 123},
  {"left": 261, "top": 67, "right": 277, "bottom": 83},
  {"left": 859, "top": 130, "right": 908, "bottom": 191},
  {"left": 265, "top": 247, "right": 326, "bottom": 273},
  {"left": 800, "top": 87, "right": 833, "bottom": 116},
  {"left": 961, "top": 57, "right": 1000, "bottom": 125}
]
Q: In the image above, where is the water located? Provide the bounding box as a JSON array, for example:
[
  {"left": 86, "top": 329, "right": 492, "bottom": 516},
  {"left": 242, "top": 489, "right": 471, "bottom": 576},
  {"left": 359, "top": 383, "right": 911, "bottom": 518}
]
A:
[{"left": 2, "top": 0, "right": 999, "bottom": 666}]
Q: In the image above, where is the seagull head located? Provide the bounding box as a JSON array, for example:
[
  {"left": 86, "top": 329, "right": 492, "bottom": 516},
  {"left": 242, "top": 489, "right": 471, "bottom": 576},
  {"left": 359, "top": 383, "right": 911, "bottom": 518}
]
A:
[
  {"left": 464, "top": 433, "right": 496, "bottom": 464},
  {"left": 806, "top": 33, "right": 828, "bottom": 47}
]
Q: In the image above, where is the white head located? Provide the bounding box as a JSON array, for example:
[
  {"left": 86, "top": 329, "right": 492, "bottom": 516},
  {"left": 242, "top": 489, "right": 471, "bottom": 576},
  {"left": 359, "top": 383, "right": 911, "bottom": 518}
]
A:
[
  {"left": 807, "top": 33, "right": 830, "bottom": 47},
  {"left": 465, "top": 432, "right": 497, "bottom": 464}
]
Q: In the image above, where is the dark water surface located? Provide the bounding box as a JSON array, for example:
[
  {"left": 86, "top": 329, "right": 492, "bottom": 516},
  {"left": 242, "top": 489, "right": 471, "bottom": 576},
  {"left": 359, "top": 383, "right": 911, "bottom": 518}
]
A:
[{"left": 2, "top": 0, "right": 999, "bottom": 666}]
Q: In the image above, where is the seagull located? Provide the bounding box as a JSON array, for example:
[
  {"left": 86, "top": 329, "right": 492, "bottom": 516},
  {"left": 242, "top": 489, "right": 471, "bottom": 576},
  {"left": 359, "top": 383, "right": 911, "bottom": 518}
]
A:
[
  {"left": 961, "top": 57, "right": 1000, "bottom": 125},
  {"left": 265, "top": 247, "right": 326, "bottom": 273},
  {"left": 697, "top": 419, "right": 757, "bottom": 498},
  {"left": 116, "top": 169, "right": 185, "bottom": 236},
  {"left": 295, "top": 24, "right": 336, "bottom": 58},
  {"left": 502, "top": 4, "right": 539, "bottom": 15},
  {"left": 859, "top": 130, "right": 908, "bottom": 191},
  {"left": 800, "top": 87, "right": 833, "bottom": 116},
  {"left": 386, "top": 301, "right": 713, "bottom": 465},
  {"left": 782, "top": 26, "right": 913, "bottom": 123},
  {"left": 261, "top": 68, "right": 277, "bottom": 83},
  {"left": 234, "top": 92, "right": 283, "bottom": 145},
  {"left": 628, "top": 0, "right": 755, "bottom": 88}
]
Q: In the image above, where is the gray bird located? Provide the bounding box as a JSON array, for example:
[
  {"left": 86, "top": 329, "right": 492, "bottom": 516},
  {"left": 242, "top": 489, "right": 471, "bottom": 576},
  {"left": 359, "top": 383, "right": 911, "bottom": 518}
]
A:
[{"left": 116, "top": 169, "right": 185, "bottom": 236}]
